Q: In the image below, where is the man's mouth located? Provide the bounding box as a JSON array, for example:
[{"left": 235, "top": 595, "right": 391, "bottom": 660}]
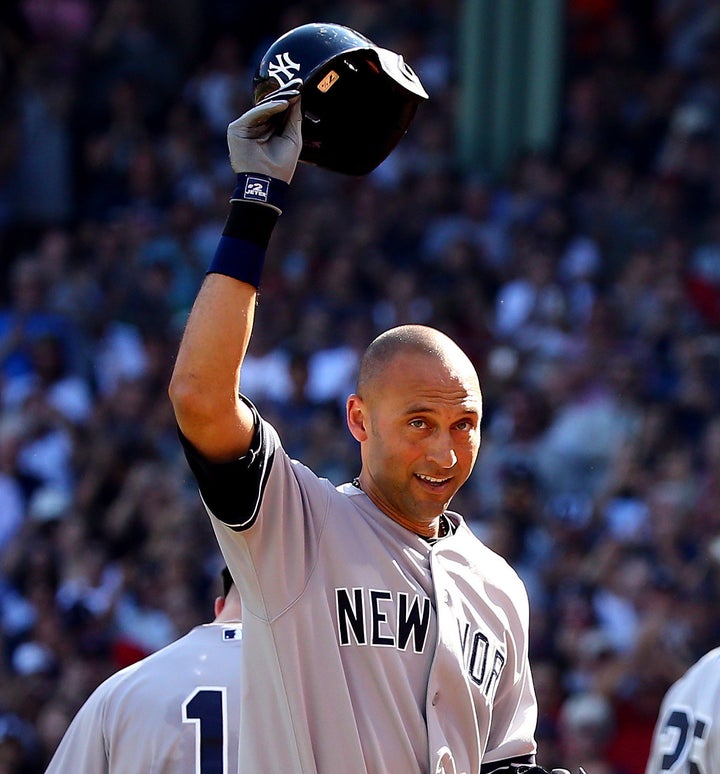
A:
[{"left": 415, "top": 473, "right": 452, "bottom": 488}]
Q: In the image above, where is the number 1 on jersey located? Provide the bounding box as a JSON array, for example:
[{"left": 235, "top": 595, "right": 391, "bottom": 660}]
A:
[{"left": 182, "top": 687, "right": 228, "bottom": 774}]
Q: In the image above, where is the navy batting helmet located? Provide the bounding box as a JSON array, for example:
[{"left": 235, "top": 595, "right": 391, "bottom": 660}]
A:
[{"left": 252, "top": 23, "right": 428, "bottom": 176}]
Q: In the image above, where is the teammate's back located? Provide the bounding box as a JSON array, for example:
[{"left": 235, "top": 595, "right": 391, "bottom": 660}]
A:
[{"left": 45, "top": 575, "right": 242, "bottom": 773}]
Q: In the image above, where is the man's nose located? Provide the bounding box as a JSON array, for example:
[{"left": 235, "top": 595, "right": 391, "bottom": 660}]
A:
[{"left": 426, "top": 432, "right": 457, "bottom": 469}]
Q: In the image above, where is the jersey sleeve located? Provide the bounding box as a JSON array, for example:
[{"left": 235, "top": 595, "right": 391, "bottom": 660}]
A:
[
  {"left": 44, "top": 685, "right": 110, "bottom": 773},
  {"left": 179, "top": 395, "right": 335, "bottom": 617},
  {"left": 178, "top": 397, "right": 277, "bottom": 530}
]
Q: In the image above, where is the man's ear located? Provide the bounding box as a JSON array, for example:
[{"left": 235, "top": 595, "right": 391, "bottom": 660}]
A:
[{"left": 346, "top": 394, "right": 368, "bottom": 442}]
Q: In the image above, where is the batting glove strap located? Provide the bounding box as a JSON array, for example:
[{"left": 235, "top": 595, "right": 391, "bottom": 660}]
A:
[
  {"left": 222, "top": 198, "right": 279, "bottom": 247},
  {"left": 230, "top": 173, "right": 289, "bottom": 215}
]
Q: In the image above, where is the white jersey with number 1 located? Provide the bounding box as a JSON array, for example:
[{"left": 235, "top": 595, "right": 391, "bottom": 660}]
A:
[
  {"left": 45, "top": 622, "right": 242, "bottom": 773},
  {"left": 181, "top": 401, "right": 538, "bottom": 774},
  {"left": 645, "top": 646, "right": 720, "bottom": 774}
]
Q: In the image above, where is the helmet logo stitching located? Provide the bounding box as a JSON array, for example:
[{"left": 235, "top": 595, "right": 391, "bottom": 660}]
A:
[{"left": 268, "top": 52, "right": 301, "bottom": 86}]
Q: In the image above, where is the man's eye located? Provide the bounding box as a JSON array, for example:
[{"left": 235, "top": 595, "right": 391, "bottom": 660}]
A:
[{"left": 409, "top": 419, "right": 426, "bottom": 428}]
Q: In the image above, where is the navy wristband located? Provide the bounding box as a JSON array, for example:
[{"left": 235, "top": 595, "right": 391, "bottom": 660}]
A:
[
  {"left": 207, "top": 236, "right": 265, "bottom": 289},
  {"left": 230, "top": 173, "right": 289, "bottom": 214}
]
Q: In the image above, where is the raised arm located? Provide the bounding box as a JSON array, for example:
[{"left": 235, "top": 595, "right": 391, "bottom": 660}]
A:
[{"left": 169, "top": 82, "right": 302, "bottom": 462}]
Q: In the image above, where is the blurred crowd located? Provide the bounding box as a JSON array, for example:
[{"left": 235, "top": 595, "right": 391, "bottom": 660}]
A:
[{"left": 0, "top": 0, "right": 719, "bottom": 771}]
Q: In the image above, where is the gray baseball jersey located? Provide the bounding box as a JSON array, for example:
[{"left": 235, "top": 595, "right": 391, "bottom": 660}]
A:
[
  {"left": 645, "top": 646, "right": 720, "bottom": 774},
  {"left": 45, "top": 622, "right": 243, "bottom": 774},
  {"left": 181, "top": 401, "right": 538, "bottom": 774}
]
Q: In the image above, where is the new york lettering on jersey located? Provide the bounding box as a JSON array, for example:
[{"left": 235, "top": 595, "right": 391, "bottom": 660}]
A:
[{"left": 335, "top": 586, "right": 506, "bottom": 701}]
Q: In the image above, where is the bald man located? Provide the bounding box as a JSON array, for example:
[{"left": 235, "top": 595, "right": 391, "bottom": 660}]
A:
[{"left": 169, "top": 83, "right": 578, "bottom": 774}]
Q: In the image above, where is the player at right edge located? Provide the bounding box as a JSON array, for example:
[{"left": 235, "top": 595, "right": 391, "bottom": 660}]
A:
[
  {"left": 169, "top": 22, "right": 587, "bottom": 774},
  {"left": 645, "top": 646, "right": 720, "bottom": 774}
]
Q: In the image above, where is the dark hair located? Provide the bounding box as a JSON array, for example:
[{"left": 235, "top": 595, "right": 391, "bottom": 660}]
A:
[{"left": 221, "top": 566, "right": 234, "bottom": 597}]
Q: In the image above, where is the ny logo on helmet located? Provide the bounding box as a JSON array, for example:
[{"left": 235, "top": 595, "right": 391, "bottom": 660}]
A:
[{"left": 268, "top": 52, "right": 301, "bottom": 86}]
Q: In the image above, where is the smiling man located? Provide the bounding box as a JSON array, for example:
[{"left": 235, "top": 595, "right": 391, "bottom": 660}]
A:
[
  {"left": 347, "top": 327, "right": 482, "bottom": 538},
  {"left": 168, "top": 42, "right": 581, "bottom": 774}
]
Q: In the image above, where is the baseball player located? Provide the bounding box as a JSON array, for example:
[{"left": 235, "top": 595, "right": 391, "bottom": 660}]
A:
[
  {"left": 169, "top": 51, "right": 584, "bottom": 774},
  {"left": 44, "top": 568, "right": 242, "bottom": 773},
  {"left": 645, "top": 646, "right": 720, "bottom": 774}
]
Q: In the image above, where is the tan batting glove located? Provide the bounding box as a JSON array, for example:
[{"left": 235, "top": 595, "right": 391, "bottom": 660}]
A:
[{"left": 227, "top": 78, "right": 303, "bottom": 183}]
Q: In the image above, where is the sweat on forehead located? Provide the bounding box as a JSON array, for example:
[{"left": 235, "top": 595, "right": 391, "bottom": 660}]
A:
[{"left": 356, "top": 325, "right": 475, "bottom": 395}]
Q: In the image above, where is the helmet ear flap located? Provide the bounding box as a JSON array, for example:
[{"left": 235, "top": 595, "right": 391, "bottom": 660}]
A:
[{"left": 252, "top": 23, "right": 428, "bottom": 176}]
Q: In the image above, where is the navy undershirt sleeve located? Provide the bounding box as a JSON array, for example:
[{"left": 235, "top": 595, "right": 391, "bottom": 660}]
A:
[{"left": 177, "top": 397, "right": 276, "bottom": 529}]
